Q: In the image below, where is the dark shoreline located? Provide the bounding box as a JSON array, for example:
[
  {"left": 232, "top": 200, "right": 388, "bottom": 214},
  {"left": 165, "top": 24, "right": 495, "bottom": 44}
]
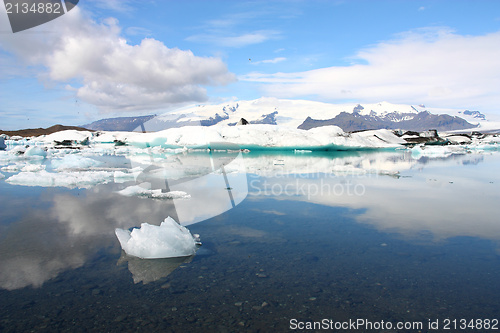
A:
[{"left": 0, "top": 125, "right": 92, "bottom": 137}]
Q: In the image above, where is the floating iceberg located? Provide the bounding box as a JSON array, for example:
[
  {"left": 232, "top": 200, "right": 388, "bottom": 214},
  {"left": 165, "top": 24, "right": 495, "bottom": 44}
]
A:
[
  {"left": 116, "top": 185, "right": 191, "bottom": 199},
  {"left": 0, "top": 137, "right": 6, "bottom": 150},
  {"left": 410, "top": 145, "right": 466, "bottom": 159},
  {"left": 24, "top": 146, "right": 47, "bottom": 158},
  {"left": 5, "top": 170, "right": 114, "bottom": 188},
  {"left": 41, "top": 130, "right": 93, "bottom": 144},
  {"left": 1, "top": 164, "right": 23, "bottom": 172},
  {"left": 21, "top": 164, "right": 46, "bottom": 172},
  {"left": 51, "top": 154, "right": 102, "bottom": 170},
  {"left": 113, "top": 167, "right": 143, "bottom": 183},
  {"left": 33, "top": 124, "right": 407, "bottom": 150},
  {"left": 115, "top": 217, "right": 200, "bottom": 259}
]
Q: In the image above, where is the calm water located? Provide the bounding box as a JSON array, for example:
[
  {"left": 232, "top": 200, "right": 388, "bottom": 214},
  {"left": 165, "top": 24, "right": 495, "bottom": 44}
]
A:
[{"left": 1, "top": 148, "right": 500, "bottom": 332}]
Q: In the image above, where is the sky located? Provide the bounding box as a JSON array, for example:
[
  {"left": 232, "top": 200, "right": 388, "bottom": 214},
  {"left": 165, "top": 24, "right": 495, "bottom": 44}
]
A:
[{"left": 1, "top": 0, "right": 500, "bottom": 130}]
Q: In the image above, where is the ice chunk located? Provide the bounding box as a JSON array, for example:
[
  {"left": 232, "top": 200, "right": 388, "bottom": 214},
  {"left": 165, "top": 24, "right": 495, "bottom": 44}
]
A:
[
  {"left": 52, "top": 154, "right": 102, "bottom": 170},
  {"left": 0, "top": 173, "right": 4, "bottom": 179},
  {"left": 113, "top": 167, "right": 143, "bottom": 183},
  {"left": 1, "top": 164, "right": 23, "bottom": 172},
  {"left": 116, "top": 185, "right": 191, "bottom": 199},
  {"left": 6, "top": 170, "right": 114, "bottom": 188},
  {"left": 410, "top": 145, "right": 466, "bottom": 159},
  {"left": 8, "top": 146, "right": 26, "bottom": 155},
  {"left": 0, "top": 137, "right": 6, "bottom": 150},
  {"left": 21, "top": 164, "right": 46, "bottom": 172},
  {"left": 37, "top": 129, "right": 93, "bottom": 144},
  {"left": 115, "top": 217, "right": 200, "bottom": 259},
  {"left": 24, "top": 146, "right": 47, "bottom": 157}
]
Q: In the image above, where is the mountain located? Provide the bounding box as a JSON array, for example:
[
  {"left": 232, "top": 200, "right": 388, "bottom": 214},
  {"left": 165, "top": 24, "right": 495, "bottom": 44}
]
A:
[
  {"left": 298, "top": 110, "right": 477, "bottom": 132},
  {"left": 83, "top": 115, "right": 155, "bottom": 131},
  {"left": 84, "top": 98, "right": 485, "bottom": 133},
  {"left": 0, "top": 124, "right": 93, "bottom": 137}
]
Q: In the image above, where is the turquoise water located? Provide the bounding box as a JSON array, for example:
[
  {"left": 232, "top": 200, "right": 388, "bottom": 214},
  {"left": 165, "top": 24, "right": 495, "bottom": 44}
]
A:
[{"left": 0, "top": 150, "right": 499, "bottom": 332}]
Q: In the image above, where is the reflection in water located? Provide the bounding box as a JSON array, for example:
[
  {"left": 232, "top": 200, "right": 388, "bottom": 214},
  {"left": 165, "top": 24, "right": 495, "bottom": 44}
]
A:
[
  {"left": 117, "top": 253, "right": 194, "bottom": 284},
  {"left": 245, "top": 150, "right": 500, "bottom": 243},
  {"left": 0, "top": 186, "right": 183, "bottom": 290},
  {"left": 1, "top": 147, "right": 499, "bottom": 291}
]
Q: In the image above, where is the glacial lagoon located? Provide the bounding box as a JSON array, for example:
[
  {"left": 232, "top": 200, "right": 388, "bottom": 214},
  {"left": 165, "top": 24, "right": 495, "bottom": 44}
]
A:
[{"left": 1, "top": 147, "right": 500, "bottom": 332}]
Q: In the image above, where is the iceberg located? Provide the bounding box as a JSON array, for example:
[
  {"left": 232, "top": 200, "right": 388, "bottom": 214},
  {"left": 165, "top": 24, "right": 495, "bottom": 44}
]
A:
[
  {"left": 40, "top": 129, "right": 93, "bottom": 145},
  {"left": 410, "top": 145, "right": 466, "bottom": 159},
  {"left": 115, "top": 217, "right": 200, "bottom": 259},
  {"left": 21, "top": 164, "right": 46, "bottom": 172},
  {"left": 24, "top": 146, "right": 47, "bottom": 157},
  {"left": 116, "top": 185, "right": 191, "bottom": 199},
  {"left": 0, "top": 137, "right": 6, "bottom": 150},
  {"left": 33, "top": 124, "right": 407, "bottom": 150},
  {"left": 1, "top": 164, "right": 23, "bottom": 172},
  {"left": 5, "top": 169, "right": 114, "bottom": 188},
  {"left": 51, "top": 154, "right": 102, "bottom": 170},
  {"left": 113, "top": 167, "right": 143, "bottom": 183}
]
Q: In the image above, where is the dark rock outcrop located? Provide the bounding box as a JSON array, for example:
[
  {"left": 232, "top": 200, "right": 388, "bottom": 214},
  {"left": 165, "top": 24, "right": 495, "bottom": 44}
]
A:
[{"left": 298, "top": 111, "right": 477, "bottom": 132}]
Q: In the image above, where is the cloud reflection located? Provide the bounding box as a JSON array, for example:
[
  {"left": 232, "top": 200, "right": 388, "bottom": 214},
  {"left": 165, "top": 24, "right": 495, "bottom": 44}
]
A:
[
  {"left": 1, "top": 148, "right": 498, "bottom": 290},
  {"left": 246, "top": 150, "right": 500, "bottom": 242}
]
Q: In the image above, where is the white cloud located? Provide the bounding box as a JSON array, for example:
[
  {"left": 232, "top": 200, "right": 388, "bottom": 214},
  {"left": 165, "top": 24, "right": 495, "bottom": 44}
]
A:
[
  {"left": 125, "top": 26, "right": 152, "bottom": 37},
  {"left": 186, "top": 30, "right": 281, "bottom": 48},
  {"left": 242, "top": 27, "right": 500, "bottom": 113},
  {"left": 88, "top": 0, "right": 136, "bottom": 12},
  {"left": 0, "top": 7, "right": 236, "bottom": 112},
  {"left": 251, "top": 57, "right": 287, "bottom": 65}
]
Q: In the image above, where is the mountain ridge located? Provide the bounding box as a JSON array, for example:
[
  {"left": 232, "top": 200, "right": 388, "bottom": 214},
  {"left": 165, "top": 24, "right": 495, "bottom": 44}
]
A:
[{"left": 83, "top": 98, "right": 485, "bottom": 132}]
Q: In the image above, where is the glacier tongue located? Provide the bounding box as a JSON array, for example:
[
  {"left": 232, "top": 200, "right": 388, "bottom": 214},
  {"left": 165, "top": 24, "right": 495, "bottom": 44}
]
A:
[{"left": 115, "top": 217, "right": 200, "bottom": 259}]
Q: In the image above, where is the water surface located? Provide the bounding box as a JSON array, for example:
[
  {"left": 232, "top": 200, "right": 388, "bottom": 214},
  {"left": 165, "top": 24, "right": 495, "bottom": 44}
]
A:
[{"left": 0, "top": 149, "right": 499, "bottom": 332}]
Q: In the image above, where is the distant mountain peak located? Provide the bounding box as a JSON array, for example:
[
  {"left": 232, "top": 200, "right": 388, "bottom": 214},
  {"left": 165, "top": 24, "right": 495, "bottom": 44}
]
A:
[{"left": 83, "top": 98, "right": 486, "bottom": 133}]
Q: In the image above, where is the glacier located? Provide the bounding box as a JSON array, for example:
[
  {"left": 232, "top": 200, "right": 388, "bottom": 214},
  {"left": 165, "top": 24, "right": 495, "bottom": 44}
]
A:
[{"left": 115, "top": 217, "right": 200, "bottom": 259}]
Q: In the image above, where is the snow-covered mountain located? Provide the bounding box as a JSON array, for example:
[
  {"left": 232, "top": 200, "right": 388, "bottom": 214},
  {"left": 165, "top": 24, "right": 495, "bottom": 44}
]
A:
[{"left": 84, "top": 98, "right": 492, "bottom": 132}]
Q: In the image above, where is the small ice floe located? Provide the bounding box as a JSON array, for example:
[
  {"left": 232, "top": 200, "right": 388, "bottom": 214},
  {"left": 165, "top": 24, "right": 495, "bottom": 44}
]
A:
[
  {"left": 8, "top": 146, "right": 26, "bottom": 156},
  {"left": 113, "top": 167, "right": 143, "bottom": 183},
  {"left": 0, "top": 137, "right": 7, "bottom": 150},
  {"left": 21, "top": 164, "right": 46, "bottom": 172},
  {"left": 115, "top": 217, "right": 201, "bottom": 259},
  {"left": 51, "top": 154, "right": 102, "bottom": 170},
  {"left": 116, "top": 185, "right": 191, "bottom": 199},
  {"left": 273, "top": 159, "right": 285, "bottom": 165},
  {"left": 378, "top": 170, "right": 400, "bottom": 178},
  {"left": 0, "top": 172, "right": 4, "bottom": 179},
  {"left": 1, "top": 164, "right": 23, "bottom": 172},
  {"left": 5, "top": 170, "right": 114, "bottom": 188},
  {"left": 24, "top": 146, "right": 46, "bottom": 158}
]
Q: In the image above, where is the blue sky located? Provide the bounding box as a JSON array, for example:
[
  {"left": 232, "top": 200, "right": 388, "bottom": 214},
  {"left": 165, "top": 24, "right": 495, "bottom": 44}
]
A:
[{"left": 1, "top": 0, "right": 500, "bottom": 129}]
